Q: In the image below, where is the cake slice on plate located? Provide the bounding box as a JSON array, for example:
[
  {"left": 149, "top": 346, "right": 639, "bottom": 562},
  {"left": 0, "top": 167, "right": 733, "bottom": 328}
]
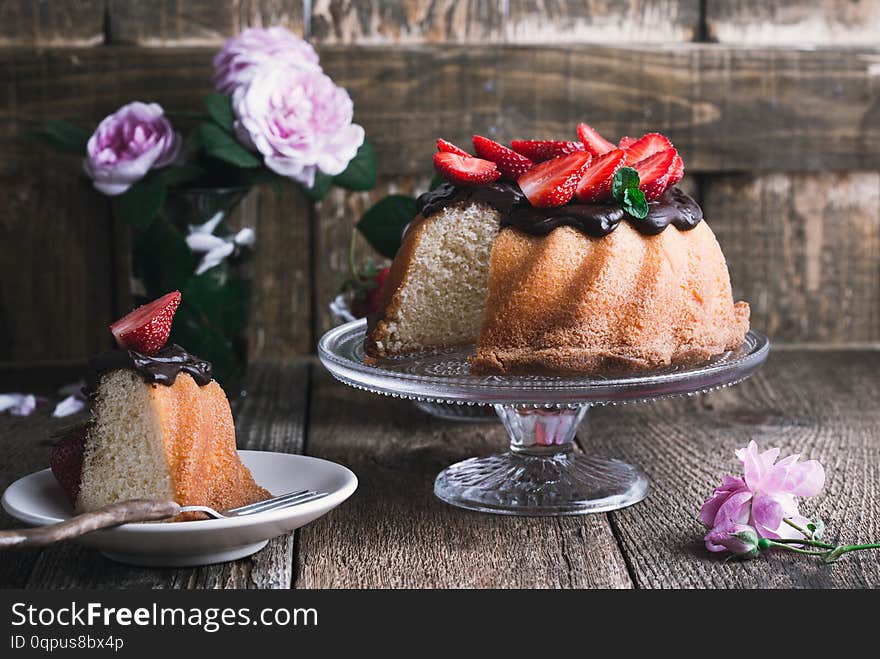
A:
[{"left": 51, "top": 291, "right": 268, "bottom": 519}]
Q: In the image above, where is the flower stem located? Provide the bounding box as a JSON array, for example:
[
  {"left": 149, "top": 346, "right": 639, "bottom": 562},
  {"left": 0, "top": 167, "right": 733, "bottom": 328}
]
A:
[
  {"left": 782, "top": 517, "right": 813, "bottom": 538},
  {"left": 766, "top": 537, "right": 836, "bottom": 550},
  {"left": 348, "top": 229, "right": 359, "bottom": 280},
  {"left": 763, "top": 541, "right": 831, "bottom": 557}
]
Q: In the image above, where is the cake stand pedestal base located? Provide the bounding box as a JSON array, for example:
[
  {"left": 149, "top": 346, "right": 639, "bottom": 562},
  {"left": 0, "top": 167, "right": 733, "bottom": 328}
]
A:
[{"left": 433, "top": 405, "right": 649, "bottom": 515}]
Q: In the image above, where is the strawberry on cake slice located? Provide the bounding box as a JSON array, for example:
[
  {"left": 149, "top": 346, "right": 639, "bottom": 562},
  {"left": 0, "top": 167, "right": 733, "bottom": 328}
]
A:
[
  {"left": 364, "top": 121, "right": 750, "bottom": 375},
  {"left": 51, "top": 292, "right": 268, "bottom": 519}
]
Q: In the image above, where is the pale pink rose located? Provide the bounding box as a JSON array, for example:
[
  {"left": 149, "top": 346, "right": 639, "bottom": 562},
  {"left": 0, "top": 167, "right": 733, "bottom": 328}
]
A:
[
  {"left": 701, "top": 441, "right": 825, "bottom": 552},
  {"left": 212, "top": 26, "right": 320, "bottom": 95},
  {"left": 233, "top": 65, "right": 365, "bottom": 187},
  {"left": 83, "top": 102, "right": 181, "bottom": 196}
]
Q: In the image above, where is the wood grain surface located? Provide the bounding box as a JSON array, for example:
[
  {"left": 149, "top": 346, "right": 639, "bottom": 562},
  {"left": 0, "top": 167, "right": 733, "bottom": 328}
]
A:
[
  {"left": 2, "top": 352, "right": 878, "bottom": 588},
  {"left": 108, "top": 0, "right": 305, "bottom": 45},
  {"left": 310, "top": 0, "right": 506, "bottom": 44},
  {"left": 505, "top": 0, "right": 700, "bottom": 43},
  {"left": 0, "top": 0, "right": 104, "bottom": 47},
  {"left": 704, "top": 172, "right": 880, "bottom": 345},
  {"left": 707, "top": 0, "right": 880, "bottom": 45},
  {"left": 5, "top": 45, "right": 880, "bottom": 175},
  {"left": 296, "top": 368, "right": 633, "bottom": 589},
  {"left": 14, "top": 361, "right": 309, "bottom": 589},
  {"left": 587, "top": 349, "right": 880, "bottom": 588}
]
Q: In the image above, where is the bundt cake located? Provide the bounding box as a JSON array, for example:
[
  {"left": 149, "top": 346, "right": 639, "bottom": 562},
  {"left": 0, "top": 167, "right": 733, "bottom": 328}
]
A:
[
  {"left": 366, "top": 125, "right": 750, "bottom": 374},
  {"left": 50, "top": 292, "right": 268, "bottom": 519}
]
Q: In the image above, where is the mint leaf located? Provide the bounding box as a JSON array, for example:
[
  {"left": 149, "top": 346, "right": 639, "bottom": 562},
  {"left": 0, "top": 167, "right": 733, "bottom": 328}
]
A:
[
  {"left": 112, "top": 176, "right": 167, "bottom": 229},
  {"left": 204, "top": 94, "right": 235, "bottom": 132},
  {"left": 622, "top": 187, "right": 648, "bottom": 220},
  {"left": 333, "top": 140, "right": 377, "bottom": 191},
  {"left": 200, "top": 123, "right": 261, "bottom": 168},
  {"left": 357, "top": 195, "right": 417, "bottom": 259},
  {"left": 31, "top": 120, "right": 90, "bottom": 154},
  {"left": 612, "top": 167, "right": 640, "bottom": 202},
  {"left": 429, "top": 173, "right": 446, "bottom": 190}
]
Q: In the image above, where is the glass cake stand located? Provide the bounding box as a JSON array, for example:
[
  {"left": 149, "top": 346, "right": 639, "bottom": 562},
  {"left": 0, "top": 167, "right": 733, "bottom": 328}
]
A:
[{"left": 318, "top": 319, "right": 770, "bottom": 516}]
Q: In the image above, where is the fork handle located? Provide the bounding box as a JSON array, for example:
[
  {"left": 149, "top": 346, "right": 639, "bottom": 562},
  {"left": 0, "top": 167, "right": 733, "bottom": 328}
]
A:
[{"left": 0, "top": 499, "right": 180, "bottom": 549}]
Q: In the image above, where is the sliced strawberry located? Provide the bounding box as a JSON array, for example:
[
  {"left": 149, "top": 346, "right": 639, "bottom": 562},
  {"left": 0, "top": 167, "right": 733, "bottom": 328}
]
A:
[
  {"left": 472, "top": 135, "right": 535, "bottom": 179},
  {"left": 667, "top": 152, "right": 684, "bottom": 187},
  {"left": 622, "top": 132, "right": 673, "bottom": 165},
  {"left": 110, "top": 290, "right": 181, "bottom": 356},
  {"left": 632, "top": 148, "right": 677, "bottom": 200},
  {"left": 618, "top": 136, "right": 638, "bottom": 149},
  {"left": 574, "top": 148, "right": 626, "bottom": 202},
  {"left": 577, "top": 122, "right": 616, "bottom": 156},
  {"left": 437, "top": 138, "right": 471, "bottom": 157},
  {"left": 433, "top": 152, "right": 500, "bottom": 186},
  {"left": 50, "top": 426, "right": 88, "bottom": 506},
  {"left": 510, "top": 139, "right": 585, "bottom": 162},
  {"left": 517, "top": 151, "right": 592, "bottom": 208}
]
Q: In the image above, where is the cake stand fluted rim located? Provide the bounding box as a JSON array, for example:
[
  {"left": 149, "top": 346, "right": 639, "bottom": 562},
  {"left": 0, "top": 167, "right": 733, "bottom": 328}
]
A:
[{"left": 317, "top": 319, "right": 770, "bottom": 406}]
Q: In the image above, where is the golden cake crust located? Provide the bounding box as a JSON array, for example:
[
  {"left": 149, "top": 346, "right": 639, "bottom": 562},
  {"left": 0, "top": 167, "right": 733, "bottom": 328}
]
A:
[
  {"left": 150, "top": 374, "right": 269, "bottom": 517},
  {"left": 470, "top": 220, "right": 750, "bottom": 374}
]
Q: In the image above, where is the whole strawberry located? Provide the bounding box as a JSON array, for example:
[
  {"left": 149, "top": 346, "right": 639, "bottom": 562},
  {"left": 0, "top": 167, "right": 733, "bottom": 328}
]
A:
[
  {"left": 351, "top": 267, "right": 391, "bottom": 318},
  {"left": 50, "top": 425, "right": 88, "bottom": 506}
]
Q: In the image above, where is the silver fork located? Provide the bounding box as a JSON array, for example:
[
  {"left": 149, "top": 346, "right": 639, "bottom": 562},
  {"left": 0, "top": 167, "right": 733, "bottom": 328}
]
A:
[
  {"left": 0, "top": 490, "right": 328, "bottom": 549},
  {"left": 180, "top": 489, "right": 328, "bottom": 519}
]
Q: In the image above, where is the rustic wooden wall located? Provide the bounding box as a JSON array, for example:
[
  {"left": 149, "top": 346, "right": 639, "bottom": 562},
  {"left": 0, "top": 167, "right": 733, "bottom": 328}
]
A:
[{"left": 1, "top": 0, "right": 879, "bottom": 365}]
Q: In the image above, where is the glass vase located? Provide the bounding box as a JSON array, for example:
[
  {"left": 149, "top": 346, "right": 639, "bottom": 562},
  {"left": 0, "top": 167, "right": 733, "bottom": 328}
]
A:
[{"left": 129, "top": 187, "right": 253, "bottom": 394}]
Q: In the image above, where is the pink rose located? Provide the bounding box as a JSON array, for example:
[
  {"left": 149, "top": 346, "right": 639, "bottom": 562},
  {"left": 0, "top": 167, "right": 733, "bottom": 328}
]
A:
[
  {"left": 233, "top": 65, "right": 365, "bottom": 187},
  {"left": 83, "top": 102, "right": 181, "bottom": 196},
  {"left": 212, "top": 26, "right": 320, "bottom": 95},
  {"left": 705, "top": 523, "right": 760, "bottom": 559},
  {"left": 701, "top": 441, "right": 825, "bottom": 552}
]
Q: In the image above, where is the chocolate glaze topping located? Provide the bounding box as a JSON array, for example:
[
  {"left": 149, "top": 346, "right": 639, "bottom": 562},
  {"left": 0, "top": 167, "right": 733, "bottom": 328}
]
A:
[
  {"left": 416, "top": 182, "right": 702, "bottom": 237},
  {"left": 87, "top": 343, "right": 212, "bottom": 393}
]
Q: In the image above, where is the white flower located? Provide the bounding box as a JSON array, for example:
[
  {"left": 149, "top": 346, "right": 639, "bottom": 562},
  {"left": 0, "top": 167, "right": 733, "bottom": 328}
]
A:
[{"left": 186, "top": 212, "right": 256, "bottom": 275}]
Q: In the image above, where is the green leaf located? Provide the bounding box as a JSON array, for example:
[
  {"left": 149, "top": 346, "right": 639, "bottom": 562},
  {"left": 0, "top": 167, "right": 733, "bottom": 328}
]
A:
[
  {"left": 622, "top": 187, "right": 648, "bottom": 220},
  {"left": 204, "top": 93, "right": 235, "bottom": 132},
  {"left": 200, "top": 123, "right": 261, "bottom": 168},
  {"left": 356, "top": 194, "right": 418, "bottom": 259},
  {"left": 333, "top": 140, "right": 377, "bottom": 191},
  {"left": 183, "top": 266, "right": 251, "bottom": 336},
  {"left": 31, "top": 120, "right": 90, "bottom": 154},
  {"left": 612, "top": 167, "right": 640, "bottom": 202},
  {"left": 131, "top": 217, "right": 198, "bottom": 294},
  {"left": 429, "top": 173, "right": 446, "bottom": 190},
  {"left": 158, "top": 164, "right": 205, "bottom": 187},
  {"left": 304, "top": 171, "right": 333, "bottom": 202},
  {"left": 112, "top": 176, "right": 167, "bottom": 229}
]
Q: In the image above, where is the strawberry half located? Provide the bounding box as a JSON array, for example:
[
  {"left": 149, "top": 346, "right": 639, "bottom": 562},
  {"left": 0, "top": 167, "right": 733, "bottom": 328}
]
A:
[
  {"left": 50, "top": 426, "right": 88, "bottom": 506},
  {"left": 110, "top": 290, "right": 181, "bottom": 356},
  {"left": 632, "top": 148, "right": 677, "bottom": 200},
  {"left": 667, "top": 152, "right": 684, "bottom": 187},
  {"left": 472, "top": 135, "right": 535, "bottom": 179},
  {"left": 517, "top": 151, "right": 592, "bottom": 208},
  {"left": 577, "top": 122, "right": 616, "bottom": 156},
  {"left": 437, "top": 138, "right": 471, "bottom": 157},
  {"left": 618, "top": 136, "right": 638, "bottom": 149},
  {"left": 623, "top": 132, "right": 673, "bottom": 165},
  {"left": 433, "top": 152, "right": 500, "bottom": 186},
  {"left": 574, "top": 148, "right": 625, "bottom": 202},
  {"left": 510, "top": 139, "right": 585, "bottom": 162}
]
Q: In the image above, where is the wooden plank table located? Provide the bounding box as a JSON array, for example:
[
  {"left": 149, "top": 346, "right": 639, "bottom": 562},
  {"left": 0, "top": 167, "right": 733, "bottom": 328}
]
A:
[{"left": 1, "top": 349, "right": 878, "bottom": 589}]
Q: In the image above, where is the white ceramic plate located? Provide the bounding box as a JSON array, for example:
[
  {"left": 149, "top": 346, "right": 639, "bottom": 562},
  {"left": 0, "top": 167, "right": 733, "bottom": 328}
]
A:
[{"left": 1, "top": 451, "right": 357, "bottom": 567}]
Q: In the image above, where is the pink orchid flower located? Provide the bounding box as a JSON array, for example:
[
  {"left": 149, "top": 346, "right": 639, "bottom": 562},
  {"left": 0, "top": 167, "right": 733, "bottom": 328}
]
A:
[{"left": 701, "top": 441, "right": 825, "bottom": 552}]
